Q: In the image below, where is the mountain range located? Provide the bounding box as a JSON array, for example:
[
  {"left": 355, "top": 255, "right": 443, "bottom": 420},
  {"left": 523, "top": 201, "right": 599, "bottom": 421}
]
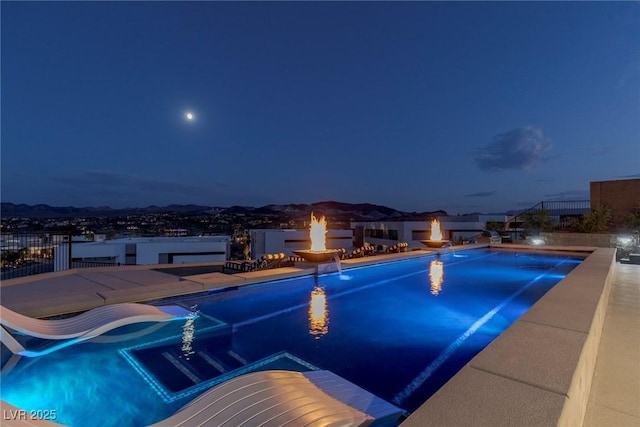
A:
[{"left": 1, "top": 201, "right": 447, "bottom": 222}]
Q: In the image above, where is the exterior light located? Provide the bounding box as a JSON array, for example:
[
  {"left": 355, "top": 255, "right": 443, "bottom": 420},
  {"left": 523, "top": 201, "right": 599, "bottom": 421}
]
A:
[
  {"left": 529, "top": 236, "right": 545, "bottom": 246},
  {"left": 617, "top": 236, "right": 633, "bottom": 246}
]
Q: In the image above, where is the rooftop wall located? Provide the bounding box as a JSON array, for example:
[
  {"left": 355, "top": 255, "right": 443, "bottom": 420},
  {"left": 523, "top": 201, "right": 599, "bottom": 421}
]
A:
[{"left": 590, "top": 178, "right": 640, "bottom": 228}]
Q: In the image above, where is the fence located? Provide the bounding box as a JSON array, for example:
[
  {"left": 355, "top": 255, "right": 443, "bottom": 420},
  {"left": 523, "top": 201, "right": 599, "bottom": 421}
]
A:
[
  {"left": 0, "top": 232, "right": 120, "bottom": 280},
  {"left": 505, "top": 200, "right": 591, "bottom": 238},
  {"left": 1, "top": 232, "right": 63, "bottom": 280}
]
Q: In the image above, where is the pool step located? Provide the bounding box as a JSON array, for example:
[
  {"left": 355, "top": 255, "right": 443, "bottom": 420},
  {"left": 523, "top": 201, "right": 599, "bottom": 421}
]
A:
[
  {"left": 196, "top": 349, "right": 246, "bottom": 374},
  {"left": 158, "top": 348, "right": 248, "bottom": 388},
  {"left": 163, "top": 352, "right": 204, "bottom": 384},
  {"left": 128, "top": 324, "right": 250, "bottom": 393}
]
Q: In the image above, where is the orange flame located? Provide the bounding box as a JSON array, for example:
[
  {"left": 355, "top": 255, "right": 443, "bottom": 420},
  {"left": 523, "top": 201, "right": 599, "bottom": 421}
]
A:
[
  {"left": 429, "top": 260, "right": 444, "bottom": 296},
  {"left": 309, "top": 286, "right": 328, "bottom": 338},
  {"left": 309, "top": 212, "right": 327, "bottom": 251},
  {"left": 430, "top": 219, "right": 442, "bottom": 241}
]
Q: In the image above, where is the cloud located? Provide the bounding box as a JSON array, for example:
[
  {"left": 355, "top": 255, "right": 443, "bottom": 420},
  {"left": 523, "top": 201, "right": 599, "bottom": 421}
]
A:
[
  {"left": 464, "top": 191, "right": 497, "bottom": 198},
  {"left": 473, "top": 127, "right": 552, "bottom": 172},
  {"left": 543, "top": 190, "right": 590, "bottom": 200},
  {"left": 617, "top": 173, "right": 640, "bottom": 178}
]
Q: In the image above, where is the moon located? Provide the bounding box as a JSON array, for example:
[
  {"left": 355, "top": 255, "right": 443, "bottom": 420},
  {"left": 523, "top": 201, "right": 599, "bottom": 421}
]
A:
[{"left": 185, "top": 112, "right": 195, "bottom": 121}]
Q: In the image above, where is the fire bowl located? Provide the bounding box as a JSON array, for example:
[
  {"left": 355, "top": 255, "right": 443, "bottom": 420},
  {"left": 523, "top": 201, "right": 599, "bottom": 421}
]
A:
[
  {"left": 420, "top": 240, "right": 451, "bottom": 249},
  {"left": 292, "top": 249, "right": 341, "bottom": 263}
]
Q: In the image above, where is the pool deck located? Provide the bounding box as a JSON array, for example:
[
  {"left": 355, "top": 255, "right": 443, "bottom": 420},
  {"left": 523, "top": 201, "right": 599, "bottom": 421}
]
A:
[{"left": 1, "top": 244, "right": 638, "bottom": 426}]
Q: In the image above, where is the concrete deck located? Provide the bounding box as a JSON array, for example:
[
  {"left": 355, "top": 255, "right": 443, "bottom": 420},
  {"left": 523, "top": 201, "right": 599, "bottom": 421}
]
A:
[
  {"left": 584, "top": 263, "right": 640, "bottom": 427},
  {"left": 1, "top": 245, "right": 637, "bottom": 426}
]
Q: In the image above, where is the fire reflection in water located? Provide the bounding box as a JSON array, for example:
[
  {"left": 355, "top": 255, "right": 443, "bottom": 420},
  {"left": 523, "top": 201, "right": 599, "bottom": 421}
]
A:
[
  {"left": 429, "top": 260, "right": 444, "bottom": 296},
  {"left": 309, "top": 286, "right": 329, "bottom": 339}
]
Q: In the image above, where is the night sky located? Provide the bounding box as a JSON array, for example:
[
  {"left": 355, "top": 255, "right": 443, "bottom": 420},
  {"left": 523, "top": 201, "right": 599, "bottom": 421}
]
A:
[{"left": 2, "top": 2, "right": 639, "bottom": 214}]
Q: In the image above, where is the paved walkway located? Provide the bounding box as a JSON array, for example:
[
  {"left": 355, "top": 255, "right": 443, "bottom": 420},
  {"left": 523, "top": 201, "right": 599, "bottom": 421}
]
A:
[{"left": 583, "top": 262, "right": 640, "bottom": 426}]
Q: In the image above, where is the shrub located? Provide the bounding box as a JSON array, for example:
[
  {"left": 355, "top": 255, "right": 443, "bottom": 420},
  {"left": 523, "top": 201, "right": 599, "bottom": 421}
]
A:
[
  {"left": 571, "top": 205, "right": 612, "bottom": 233},
  {"left": 521, "top": 208, "right": 555, "bottom": 235},
  {"left": 625, "top": 202, "right": 640, "bottom": 231}
]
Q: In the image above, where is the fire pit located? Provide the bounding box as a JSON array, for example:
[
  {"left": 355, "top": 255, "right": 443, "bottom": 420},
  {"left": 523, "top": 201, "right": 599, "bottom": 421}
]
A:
[
  {"left": 292, "top": 213, "right": 341, "bottom": 263},
  {"left": 421, "top": 218, "right": 451, "bottom": 248}
]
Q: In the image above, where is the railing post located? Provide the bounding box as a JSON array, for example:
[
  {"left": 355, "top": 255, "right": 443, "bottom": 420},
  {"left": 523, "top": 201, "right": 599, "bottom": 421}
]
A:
[{"left": 67, "top": 232, "right": 72, "bottom": 270}]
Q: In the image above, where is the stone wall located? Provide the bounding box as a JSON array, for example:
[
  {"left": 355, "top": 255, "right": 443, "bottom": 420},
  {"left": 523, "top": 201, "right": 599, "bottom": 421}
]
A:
[{"left": 539, "top": 232, "right": 617, "bottom": 248}]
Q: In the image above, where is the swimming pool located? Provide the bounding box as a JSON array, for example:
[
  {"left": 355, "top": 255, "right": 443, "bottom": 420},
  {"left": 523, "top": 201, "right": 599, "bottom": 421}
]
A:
[{"left": 0, "top": 249, "right": 583, "bottom": 426}]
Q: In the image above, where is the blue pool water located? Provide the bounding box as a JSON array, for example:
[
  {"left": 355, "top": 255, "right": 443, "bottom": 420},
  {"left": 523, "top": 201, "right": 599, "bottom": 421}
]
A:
[{"left": 0, "top": 249, "right": 583, "bottom": 426}]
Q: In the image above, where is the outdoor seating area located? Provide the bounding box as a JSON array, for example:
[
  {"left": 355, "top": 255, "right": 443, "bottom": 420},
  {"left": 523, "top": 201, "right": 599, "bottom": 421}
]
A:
[{"left": 223, "top": 252, "right": 287, "bottom": 273}]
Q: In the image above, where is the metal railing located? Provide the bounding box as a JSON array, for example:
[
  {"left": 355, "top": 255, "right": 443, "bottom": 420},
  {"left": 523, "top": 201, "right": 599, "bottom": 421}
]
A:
[
  {"left": 0, "top": 232, "right": 120, "bottom": 280},
  {"left": 505, "top": 200, "right": 591, "bottom": 238},
  {"left": 1, "top": 232, "right": 61, "bottom": 280}
]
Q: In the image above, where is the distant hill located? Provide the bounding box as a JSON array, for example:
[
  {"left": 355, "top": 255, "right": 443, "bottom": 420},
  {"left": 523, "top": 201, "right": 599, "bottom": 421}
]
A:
[
  {"left": 227, "top": 200, "right": 447, "bottom": 221},
  {"left": 1, "top": 201, "right": 447, "bottom": 221},
  {"left": 0, "top": 203, "right": 213, "bottom": 218}
]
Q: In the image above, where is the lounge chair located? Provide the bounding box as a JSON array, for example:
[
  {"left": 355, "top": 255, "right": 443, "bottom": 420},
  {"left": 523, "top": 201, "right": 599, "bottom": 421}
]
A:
[
  {"left": 224, "top": 258, "right": 253, "bottom": 273},
  {"left": 347, "top": 246, "right": 365, "bottom": 259},
  {"left": 363, "top": 245, "right": 376, "bottom": 256},
  {"left": 0, "top": 303, "right": 191, "bottom": 356},
  {"left": 149, "top": 370, "right": 404, "bottom": 427},
  {"left": 334, "top": 247, "right": 348, "bottom": 259},
  {"left": 224, "top": 253, "right": 287, "bottom": 273},
  {"left": 259, "top": 252, "right": 287, "bottom": 270},
  {"left": 386, "top": 242, "right": 409, "bottom": 253}
]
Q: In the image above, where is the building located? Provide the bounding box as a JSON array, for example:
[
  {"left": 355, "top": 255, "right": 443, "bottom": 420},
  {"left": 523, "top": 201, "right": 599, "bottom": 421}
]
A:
[
  {"left": 351, "top": 221, "right": 430, "bottom": 250},
  {"left": 351, "top": 215, "right": 507, "bottom": 249},
  {"left": 440, "top": 214, "right": 508, "bottom": 243},
  {"left": 55, "top": 236, "right": 230, "bottom": 271},
  {"left": 249, "top": 229, "right": 353, "bottom": 259}
]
